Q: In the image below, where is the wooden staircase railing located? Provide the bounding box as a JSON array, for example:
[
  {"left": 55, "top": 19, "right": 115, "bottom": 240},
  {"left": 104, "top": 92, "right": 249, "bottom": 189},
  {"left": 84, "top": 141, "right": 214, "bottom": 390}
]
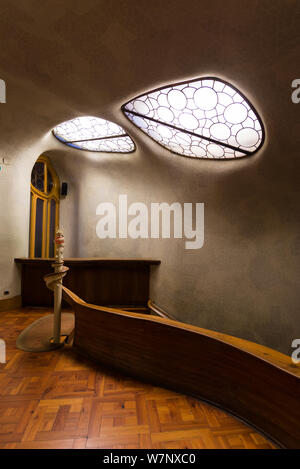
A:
[{"left": 61, "top": 285, "right": 300, "bottom": 449}]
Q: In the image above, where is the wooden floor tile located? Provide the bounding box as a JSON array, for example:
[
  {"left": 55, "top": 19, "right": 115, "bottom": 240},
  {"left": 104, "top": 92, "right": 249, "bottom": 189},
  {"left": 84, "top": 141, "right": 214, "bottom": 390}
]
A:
[{"left": 0, "top": 308, "right": 276, "bottom": 449}]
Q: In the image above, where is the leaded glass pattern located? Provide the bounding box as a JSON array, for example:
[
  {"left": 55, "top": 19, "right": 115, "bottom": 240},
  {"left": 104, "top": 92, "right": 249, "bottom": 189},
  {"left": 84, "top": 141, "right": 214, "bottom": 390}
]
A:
[
  {"left": 47, "top": 169, "right": 53, "bottom": 194},
  {"left": 31, "top": 161, "right": 45, "bottom": 192},
  {"left": 53, "top": 116, "right": 135, "bottom": 153},
  {"left": 122, "top": 78, "right": 264, "bottom": 159}
]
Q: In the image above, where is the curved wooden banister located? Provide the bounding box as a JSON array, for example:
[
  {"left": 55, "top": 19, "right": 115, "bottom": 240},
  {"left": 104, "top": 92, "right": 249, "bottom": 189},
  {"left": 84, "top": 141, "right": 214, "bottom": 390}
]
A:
[
  {"left": 44, "top": 265, "right": 69, "bottom": 292},
  {"left": 147, "top": 300, "right": 300, "bottom": 378},
  {"left": 62, "top": 286, "right": 300, "bottom": 448},
  {"left": 148, "top": 299, "right": 176, "bottom": 319}
]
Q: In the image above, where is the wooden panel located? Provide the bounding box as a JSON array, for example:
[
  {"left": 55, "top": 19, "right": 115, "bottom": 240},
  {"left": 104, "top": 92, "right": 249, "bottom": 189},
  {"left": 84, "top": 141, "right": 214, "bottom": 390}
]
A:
[
  {"left": 0, "top": 307, "right": 274, "bottom": 449},
  {"left": 15, "top": 258, "right": 160, "bottom": 307},
  {"left": 62, "top": 287, "right": 300, "bottom": 449}
]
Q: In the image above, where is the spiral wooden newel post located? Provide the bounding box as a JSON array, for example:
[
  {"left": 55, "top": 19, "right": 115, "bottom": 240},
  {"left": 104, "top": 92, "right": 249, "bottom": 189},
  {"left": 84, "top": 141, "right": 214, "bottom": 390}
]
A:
[
  {"left": 43, "top": 229, "right": 70, "bottom": 348},
  {"left": 53, "top": 229, "right": 65, "bottom": 344},
  {"left": 16, "top": 232, "right": 72, "bottom": 353}
]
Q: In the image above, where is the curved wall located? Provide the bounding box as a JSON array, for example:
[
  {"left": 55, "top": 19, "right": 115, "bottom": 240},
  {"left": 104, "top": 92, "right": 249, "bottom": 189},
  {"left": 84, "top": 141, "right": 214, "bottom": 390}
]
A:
[{"left": 0, "top": 0, "right": 299, "bottom": 355}]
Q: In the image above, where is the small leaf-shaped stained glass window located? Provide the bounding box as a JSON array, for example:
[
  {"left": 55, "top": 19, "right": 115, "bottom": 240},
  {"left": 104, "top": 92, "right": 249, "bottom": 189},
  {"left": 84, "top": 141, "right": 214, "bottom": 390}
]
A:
[
  {"left": 53, "top": 116, "right": 135, "bottom": 153},
  {"left": 122, "top": 77, "right": 265, "bottom": 160}
]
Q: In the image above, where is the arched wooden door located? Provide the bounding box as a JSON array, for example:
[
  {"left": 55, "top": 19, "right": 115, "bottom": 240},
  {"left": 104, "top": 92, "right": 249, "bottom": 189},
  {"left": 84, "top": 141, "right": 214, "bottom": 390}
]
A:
[{"left": 29, "top": 155, "right": 60, "bottom": 258}]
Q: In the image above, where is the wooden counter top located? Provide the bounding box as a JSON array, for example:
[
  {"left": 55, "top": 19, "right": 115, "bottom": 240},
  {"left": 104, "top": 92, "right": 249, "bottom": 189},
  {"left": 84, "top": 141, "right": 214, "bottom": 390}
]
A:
[{"left": 15, "top": 258, "right": 161, "bottom": 266}]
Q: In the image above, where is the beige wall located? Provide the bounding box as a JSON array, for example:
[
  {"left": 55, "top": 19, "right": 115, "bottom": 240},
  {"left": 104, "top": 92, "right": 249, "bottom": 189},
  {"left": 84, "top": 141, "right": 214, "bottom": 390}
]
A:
[
  {"left": 0, "top": 0, "right": 299, "bottom": 355},
  {"left": 48, "top": 125, "right": 300, "bottom": 356}
]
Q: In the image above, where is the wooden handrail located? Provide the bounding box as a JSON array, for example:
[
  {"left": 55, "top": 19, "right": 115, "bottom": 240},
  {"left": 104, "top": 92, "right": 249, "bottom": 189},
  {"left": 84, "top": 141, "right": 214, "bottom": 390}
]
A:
[
  {"left": 147, "top": 300, "right": 300, "bottom": 378},
  {"left": 62, "top": 286, "right": 300, "bottom": 448},
  {"left": 148, "top": 299, "right": 176, "bottom": 319}
]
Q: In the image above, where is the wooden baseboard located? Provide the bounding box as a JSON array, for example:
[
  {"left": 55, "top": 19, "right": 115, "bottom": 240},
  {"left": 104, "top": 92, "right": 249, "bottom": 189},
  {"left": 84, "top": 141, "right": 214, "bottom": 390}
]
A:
[{"left": 0, "top": 295, "right": 22, "bottom": 312}]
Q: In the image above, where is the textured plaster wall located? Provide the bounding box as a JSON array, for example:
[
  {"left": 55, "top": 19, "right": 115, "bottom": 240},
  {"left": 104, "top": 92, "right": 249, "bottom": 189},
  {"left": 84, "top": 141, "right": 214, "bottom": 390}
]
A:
[
  {"left": 0, "top": 0, "right": 299, "bottom": 354},
  {"left": 49, "top": 128, "right": 300, "bottom": 356}
]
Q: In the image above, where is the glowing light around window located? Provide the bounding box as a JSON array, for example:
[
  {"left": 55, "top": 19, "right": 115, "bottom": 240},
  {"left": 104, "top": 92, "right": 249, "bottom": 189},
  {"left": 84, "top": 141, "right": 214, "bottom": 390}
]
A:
[
  {"left": 53, "top": 116, "right": 135, "bottom": 153},
  {"left": 122, "top": 78, "right": 264, "bottom": 159}
]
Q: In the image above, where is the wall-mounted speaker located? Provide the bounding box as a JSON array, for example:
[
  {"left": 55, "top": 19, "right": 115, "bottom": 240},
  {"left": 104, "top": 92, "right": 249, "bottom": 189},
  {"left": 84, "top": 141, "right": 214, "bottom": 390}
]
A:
[{"left": 61, "top": 182, "right": 68, "bottom": 196}]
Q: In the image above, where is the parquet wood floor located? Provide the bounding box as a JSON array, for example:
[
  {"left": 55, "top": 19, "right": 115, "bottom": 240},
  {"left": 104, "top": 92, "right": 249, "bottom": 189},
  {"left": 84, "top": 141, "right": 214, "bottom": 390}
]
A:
[{"left": 0, "top": 308, "right": 276, "bottom": 449}]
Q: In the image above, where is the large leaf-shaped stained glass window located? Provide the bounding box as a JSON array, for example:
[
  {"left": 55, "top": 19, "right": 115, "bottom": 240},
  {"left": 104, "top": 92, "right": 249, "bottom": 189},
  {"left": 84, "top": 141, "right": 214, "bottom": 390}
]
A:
[
  {"left": 122, "top": 78, "right": 264, "bottom": 159},
  {"left": 53, "top": 116, "right": 135, "bottom": 153}
]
